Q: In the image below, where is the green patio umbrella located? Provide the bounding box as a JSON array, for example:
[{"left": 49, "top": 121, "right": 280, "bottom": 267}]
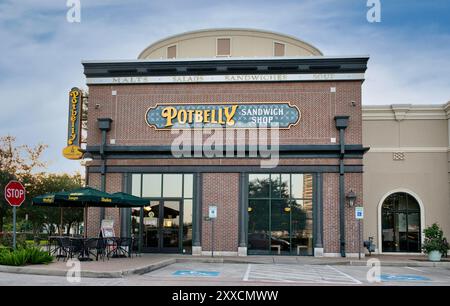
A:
[
  {"left": 33, "top": 187, "right": 148, "bottom": 237},
  {"left": 110, "top": 192, "right": 149, "bottom": 207}
]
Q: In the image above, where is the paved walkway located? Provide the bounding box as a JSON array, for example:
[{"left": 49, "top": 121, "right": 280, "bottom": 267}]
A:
[{"left": 0, "top": 253, "right": 448, "bottom": 278}]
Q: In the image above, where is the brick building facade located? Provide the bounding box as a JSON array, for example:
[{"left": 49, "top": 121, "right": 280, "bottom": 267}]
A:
[{"left": 82, "top": 29, "right": 369, "bottom": 257}]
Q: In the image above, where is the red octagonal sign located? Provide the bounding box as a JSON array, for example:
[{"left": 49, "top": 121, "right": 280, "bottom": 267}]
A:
[{"left": 4, "top": 181, "right": 26, "bottom": 207}]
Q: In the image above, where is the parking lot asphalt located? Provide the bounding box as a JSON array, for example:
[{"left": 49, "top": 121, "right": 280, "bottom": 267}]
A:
[{"left": 0, "top": 262, "right": 449, "bottom": 286}]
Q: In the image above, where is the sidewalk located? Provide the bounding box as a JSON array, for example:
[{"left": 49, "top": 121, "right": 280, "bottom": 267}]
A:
[{"left": 0, "top": 254, "right": 449, "bottom": 278}]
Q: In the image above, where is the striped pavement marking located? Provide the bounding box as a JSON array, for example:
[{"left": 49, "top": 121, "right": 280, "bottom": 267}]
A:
[{"left": 243, "top": 264, "right": 362, "bottom": 284}]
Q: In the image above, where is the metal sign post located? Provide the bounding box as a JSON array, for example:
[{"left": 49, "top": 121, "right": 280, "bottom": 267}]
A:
[
  {"left": 211, "top": 218, "right": 214, "bottom": 258},
  {"left": 4, "top": 180, "right": 26, "bottom": 251},
  {"left": 209, "top": 205, "right": 217, "bottom": 258},
  {"left": 355, "top": 206, "right": 364, "bottom": 260},
  {"left": 358, "top": 219, "right": 361, "bottom": 260},
  {"left": 12, "top": 207, "right": 16, "bottom": 250}
]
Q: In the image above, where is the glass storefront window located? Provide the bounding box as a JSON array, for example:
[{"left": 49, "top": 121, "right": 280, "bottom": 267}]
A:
[
  {"left": 248, "top": 173, "right": 313, "bottom": 256},
  {"left": 280, "top": 174, "right": 290, "bottom": 199},
  {"left": 381, "top": 192, "right": 421, "bottom": 253},
  {"left": 130, "top": 173, "right": 194, "bottom": 254},
  {"left": 163, "top": 174, "right": 183, "bottom": 197},
  {"left": 183, "top": 174, "right": 193, "bottom": 199},
  {"left": 248, "top": 199, "right": 270, "bottom": 254},
  {"left": 131, "top": 174, "right": 141, "bottom": 197},
  {"left": 291, "top": 174, "right": 313, "bottom": 199},
  {"left": 183, "top": 199, "right": 193, "bottom": 254},
  {"left": 142, "top": 174, "right": 161, "bottom": 197},
  {"left": 248, "top": 174, "right": 270, "bottom": 198}
]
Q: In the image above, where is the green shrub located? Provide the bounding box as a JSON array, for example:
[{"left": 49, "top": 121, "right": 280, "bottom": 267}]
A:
[
  {"left": 422, "top": 223, "right": 449, "bottom": 254},
  {"left": 0, "top": 249, "right": 28, "bottom": 266},
  {"left": 25, "top": 247, "right": 53, "bottom": 265},
  {"left": 0, "top": 247, "right": 53, "bottom": 266},
  {"left": 0, "top": 233, "right": 27, "bottom": 249}
]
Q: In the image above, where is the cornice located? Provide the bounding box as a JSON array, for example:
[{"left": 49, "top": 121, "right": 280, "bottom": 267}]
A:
[{"left": 362, "top": 104, "right": 448, "bottom": 121}]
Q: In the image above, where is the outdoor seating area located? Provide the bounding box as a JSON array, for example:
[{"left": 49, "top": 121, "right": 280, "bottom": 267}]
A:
[{"left": 48, "top": 236, "right": 139, "bottom": 261}]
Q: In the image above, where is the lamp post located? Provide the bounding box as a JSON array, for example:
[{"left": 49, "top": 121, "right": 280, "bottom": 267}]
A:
[
  {"left": 347, "top": 190, "right": 361, "bottom": 259},
  {"left": 98, "top": 118, "right": 113, "bottom": 223},
  {"left": 346, "top": 190, "right": 357, "bottom": 207}
]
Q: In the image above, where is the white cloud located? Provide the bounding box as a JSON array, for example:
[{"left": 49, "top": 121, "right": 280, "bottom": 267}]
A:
[{"left": 0, "top": 1, "right": 449, "bottom": 174}]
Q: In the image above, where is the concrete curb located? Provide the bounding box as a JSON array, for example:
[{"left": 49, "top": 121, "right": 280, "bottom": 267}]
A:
[
  {"left": 348, "top": 260, "right": 450, "bottom": 269},
  {"left": 1, "top": 257, "right": 449, "bottom": 278},
  {"left": 122, "top": 259, "right": 176, "bottom": 276}
]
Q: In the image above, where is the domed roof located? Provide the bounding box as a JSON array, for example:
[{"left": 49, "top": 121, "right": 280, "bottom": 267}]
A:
[{"left": 138, "top": 28, "right": 323, "bottom": 59}]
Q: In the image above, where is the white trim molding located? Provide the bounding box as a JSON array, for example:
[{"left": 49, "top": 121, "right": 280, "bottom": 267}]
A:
[
  {"left": 362, "top": 104, "right": 449, "bottom": 121},
  {"left": 201, "top": 251, "right": 238, "bottom": 256},
  {"left": 367, "top": 147, "right": 449, "bottom": 153},
  {"left": 377, "top": 188, "right": 425, "bottom": 255},
  {"left": 86, "top": 73, "right": 365, "bottom": 85}
]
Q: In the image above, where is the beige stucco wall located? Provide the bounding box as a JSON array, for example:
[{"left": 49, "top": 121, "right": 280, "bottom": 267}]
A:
[
  {"left": 138, "top": 28, "right": 323, "bottom": 59},
  {"left": 362, "top": 103, "right": 450, "bottom": 253}
]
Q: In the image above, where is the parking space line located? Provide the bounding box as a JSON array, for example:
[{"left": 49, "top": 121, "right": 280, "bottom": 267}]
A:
[
  {"left": 242, "top": 264, "right": 363, "bottom": 284},
  {"left": 405, "top": 267, "right": 425, "bottom": 273},
  {"left": 243, "top": 264, "right": 251, "bottom": 281},
  {"left": 326, "top": 265, "right": 362, "bottom": 284}
]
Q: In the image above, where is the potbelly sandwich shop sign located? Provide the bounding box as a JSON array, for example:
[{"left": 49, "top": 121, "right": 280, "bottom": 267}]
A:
[
  {"left": 145, "top": 103, "right": 300, "bottom": 129},
  {"left": 62, "top": 87, "right": 84, "bottom": 160}
]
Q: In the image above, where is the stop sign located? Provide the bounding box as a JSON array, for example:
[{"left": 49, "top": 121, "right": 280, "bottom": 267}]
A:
[{"left": 4, "top": 181, "right": 26, "bottom": 207}]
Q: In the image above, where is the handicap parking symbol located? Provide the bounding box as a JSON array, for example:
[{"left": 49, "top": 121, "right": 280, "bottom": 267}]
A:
[
  {"left": 173, "top": 270, "right": 220, "bottom": 277},
  {"left": 380, "top": 274, "right": 431, "bottom": 282}
]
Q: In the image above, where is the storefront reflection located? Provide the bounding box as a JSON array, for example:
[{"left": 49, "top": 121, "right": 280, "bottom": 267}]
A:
[{"left": 248, "top": 174, "right": 313, "bottom": 255}]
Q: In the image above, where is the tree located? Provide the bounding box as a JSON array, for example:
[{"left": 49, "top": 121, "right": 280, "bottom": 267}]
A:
[
  {"left": 0, "top": 136, "right": 47, "bottom": 232},
  {"left": 19, "top": 173, "right": 84, "bottom": 236},
  {"left": 0, "top": 136, "right": 84, "bottom": 235}
]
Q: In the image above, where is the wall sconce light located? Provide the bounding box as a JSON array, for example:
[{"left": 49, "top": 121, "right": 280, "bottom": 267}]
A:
[
  {"left": 81, "top": 152, "right": 93, "bottom": 162},
  {"left": 346, "top": 190, "right": 357, "bottom": 207},
  {"left": 248, "top": 207, "right": 253, "bottom": 212}
]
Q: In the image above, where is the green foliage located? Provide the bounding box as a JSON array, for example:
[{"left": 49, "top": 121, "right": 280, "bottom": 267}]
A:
[
  {"left": 422, "top": 223, "right": 449, "bottom": 254},
  {"left": 24, "top": 247, "right": 53, "bottom": 264},
  {"left": 0, "top": 246, "right": 53, "bottom": 266},
  {"left": 0, "top": 233, "right": 27, "bottom": 249},
  {"left": 1, "top": 135, "right": 48, "bottom": 233},
  {"left": 0, "top": 249, "right": 28, "bottom": 266}
]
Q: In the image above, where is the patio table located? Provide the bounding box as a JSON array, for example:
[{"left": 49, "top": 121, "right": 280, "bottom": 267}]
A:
[
  {"left": 106, "top": 237, "right": 128, "bottom": 258},
  {"left": 70, "top": 237, "right": 93, "bottom": 261}
]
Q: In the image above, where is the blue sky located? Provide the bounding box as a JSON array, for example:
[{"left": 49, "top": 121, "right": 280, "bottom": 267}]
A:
[{"left": 0, "top": 0, "right": 449, "bottom": 174}]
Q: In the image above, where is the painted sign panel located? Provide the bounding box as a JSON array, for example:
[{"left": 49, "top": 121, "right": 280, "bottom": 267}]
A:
[
  {"left": 67, "top": 87, "right": 83, "bottom": 146},
  {"left": 63, "top": 87, "right": 83, "bottom": 160},
  {"left": 86, "top": 73, "right": 366, "bottom": 85},
  {"left": 173, "top": 270, "right": 220, "bottom": 277},
  {"left": 62, "top": 144, "right": 83, "bottom": 160},
  {"left": 146, "top": 102, "right": 300, "bottom": 129},
  {"left": 380, "top": 274, "right": 431, "bottom": 282},
  {"left": 209, "top": 205, "right": 217, "bottom": 219},
  {"left": 355, "top": 207, "right": 364, "bottom": 219}
]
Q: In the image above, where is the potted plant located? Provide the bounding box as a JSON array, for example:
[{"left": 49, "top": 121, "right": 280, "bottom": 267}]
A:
[{"left": 422, "top": 223, "right": 449, "bottom": 262}]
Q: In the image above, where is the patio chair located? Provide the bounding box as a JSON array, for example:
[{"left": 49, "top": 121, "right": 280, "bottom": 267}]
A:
[
  {"left": 54, "top": 237, "right": 69, "bottom": 261},
  {"left": 67, "top": 238, "right": 83, "bottom": 260},
  {"left": 131, "top": 237, "right": 141, "bottom": 258},
  {"left": 117, "top": 237, "right": 133, "bottom": 258},
  {"left": 86, "top": 238, "right": 108, "bottom": 261}
]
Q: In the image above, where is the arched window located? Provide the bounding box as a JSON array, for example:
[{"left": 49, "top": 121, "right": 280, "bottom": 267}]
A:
[{"left": 381, "top": 192, "right": 421, "bottom": 252}]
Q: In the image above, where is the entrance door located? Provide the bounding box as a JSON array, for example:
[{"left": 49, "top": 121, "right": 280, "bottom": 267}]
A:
[
  {"left": 142, "top": 199, "right": 182, "bottom": 253},
  {"left": 381, "top": 192, "right": 421, "bottom": 252},
  {"left": 161, "top": 200, "right": 181, "bottom": 252}
]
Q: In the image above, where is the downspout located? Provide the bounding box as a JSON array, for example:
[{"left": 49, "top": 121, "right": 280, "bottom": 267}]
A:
[
  {"left": 98, "top": 118, "right": 113, "bottom": 222},
  {"left": 334, "top": 116, "right": 349, "bottom": 257}
]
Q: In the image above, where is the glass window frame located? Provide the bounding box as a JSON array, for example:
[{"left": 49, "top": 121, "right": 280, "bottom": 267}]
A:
[
  {"left": 130, "top": 173, "right": 194, "bottom": 254},
  {"left": 381, "top": 192, "right": 421, "bottom": 253},
  {"left": 247, "top": 173, "right": 313, "bottom": 256}
]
